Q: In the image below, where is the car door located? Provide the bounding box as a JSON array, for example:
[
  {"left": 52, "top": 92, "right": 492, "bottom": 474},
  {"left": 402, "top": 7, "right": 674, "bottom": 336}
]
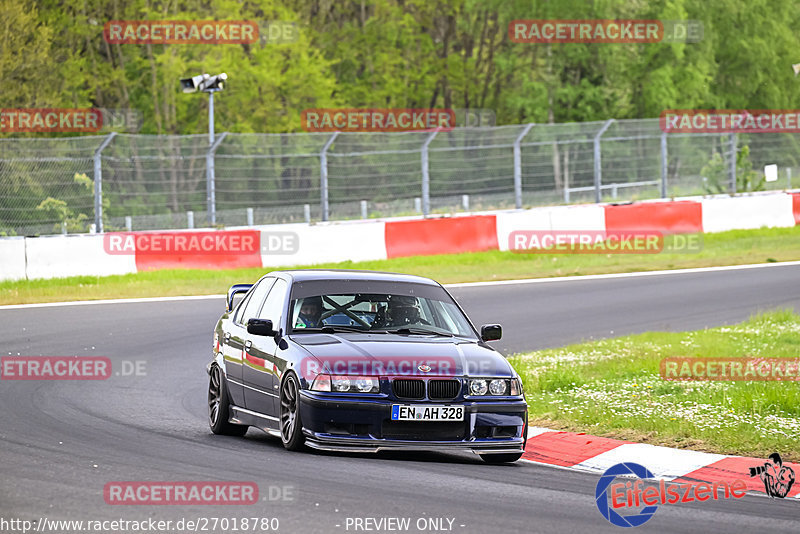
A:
[
  {"left": 219, "top": 284, "right": 262, "bottom": 407},
  {"left": 242, "top": 278, "right": 289, "bottom": 418},
  {"left": 230, "top": 278, "right": 275, "bottom": 411}
]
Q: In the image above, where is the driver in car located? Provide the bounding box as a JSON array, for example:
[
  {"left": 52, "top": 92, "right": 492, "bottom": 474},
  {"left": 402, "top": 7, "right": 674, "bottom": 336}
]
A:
[
  {"left": 385, "top": 295, "right": 422, "bottom": 326},
  {"left": 295, "top": 296, "right": 324, "bottom": 328}
]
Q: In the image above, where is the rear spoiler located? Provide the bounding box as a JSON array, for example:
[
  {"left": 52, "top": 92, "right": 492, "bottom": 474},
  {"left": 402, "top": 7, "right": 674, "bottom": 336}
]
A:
[{"left": 226, "top": 283, "right": 253, "bottom": 312}]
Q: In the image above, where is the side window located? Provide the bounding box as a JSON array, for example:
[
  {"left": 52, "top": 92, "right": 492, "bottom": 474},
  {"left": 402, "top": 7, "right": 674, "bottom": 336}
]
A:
[
  {"left": 237, "top": 278, "right": 276, "bottom": 326},
  {"left": 257, "top": 279, "right": 289, "bottom": 327},
  {"left": 233, "top": 291, "right": 253, "bottom": 324}
]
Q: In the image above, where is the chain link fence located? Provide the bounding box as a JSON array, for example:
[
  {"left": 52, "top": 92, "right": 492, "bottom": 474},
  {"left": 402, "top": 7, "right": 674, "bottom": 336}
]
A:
[{"left": 2, "top": 119, "right": 799, "bottom": 236}]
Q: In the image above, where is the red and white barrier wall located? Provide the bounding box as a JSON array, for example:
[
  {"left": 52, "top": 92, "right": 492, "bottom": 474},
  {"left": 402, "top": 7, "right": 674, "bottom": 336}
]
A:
[
  {"left": 25, "top": 234, "right": 137, "bottom": 279},
  {"left": 2, "top": 191, "right": 800, "bottom": 282},
  {"left": 699, "top": 194, "right": 796, "bottom": 233},
  {"left": 0, "top": 238, "right": 27, "bottom": 281},
  {"left": 495, "top": 192, "right": 799, "bottom": 249}
]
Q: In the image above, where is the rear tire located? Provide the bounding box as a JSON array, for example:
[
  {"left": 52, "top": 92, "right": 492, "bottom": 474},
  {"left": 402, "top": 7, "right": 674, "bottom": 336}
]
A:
[
  {"left": 280, "top": 373, "right": 305, "bottom": 451},
  {"left": 480, "top": 453, "right": 523, "bottom": 464},
  {"left": 208, "top": 365, "right": 248, "bottom": 436}
]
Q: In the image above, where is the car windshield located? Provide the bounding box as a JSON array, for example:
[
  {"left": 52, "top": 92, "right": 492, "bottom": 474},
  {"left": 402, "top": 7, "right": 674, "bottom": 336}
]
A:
[{"left": 289, "top": 286, "right": 475, "bottom": 338}]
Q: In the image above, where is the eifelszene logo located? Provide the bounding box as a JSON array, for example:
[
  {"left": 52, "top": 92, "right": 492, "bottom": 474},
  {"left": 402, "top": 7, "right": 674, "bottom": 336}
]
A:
[
  {"left": 749, "top": 453, "right": 795, "bottom": 498},
  {"left": 596, "top": 463, "right": 659, "bottom": 527},
  {"left": 596, "top": 462, "right": 747, "bottom": 527}
]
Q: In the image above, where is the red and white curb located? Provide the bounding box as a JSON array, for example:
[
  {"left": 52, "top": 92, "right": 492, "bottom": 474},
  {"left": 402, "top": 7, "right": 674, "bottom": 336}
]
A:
[
  {"left": 3, "top": 190, "right": 800, "bottom": 282},
  {"left": 523, "top": 427, "right": 800, "bottom": 499}
]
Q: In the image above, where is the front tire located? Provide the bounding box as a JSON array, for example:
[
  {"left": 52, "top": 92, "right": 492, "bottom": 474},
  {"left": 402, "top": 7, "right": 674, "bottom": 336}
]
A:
[
  {"left": 480, "top": 453, "right": 523, "bottom": 464},
  {"left": 280, "top": 373, "right": 305, "bottom": 451},
  {"left": 208, "top": 365, "right": 248, "bottom": 436}
]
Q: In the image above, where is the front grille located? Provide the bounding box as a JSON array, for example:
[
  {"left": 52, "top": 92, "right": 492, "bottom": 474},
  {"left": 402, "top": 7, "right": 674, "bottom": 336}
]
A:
[
  {"left": 382, "top": 421, "right": 466, "bottom": 441},
  {"left": 428, "top": 379, "right": 460, "bottom": 400},
  {"left": 393, "top": 379, "right": 424, "bottom": 399}
]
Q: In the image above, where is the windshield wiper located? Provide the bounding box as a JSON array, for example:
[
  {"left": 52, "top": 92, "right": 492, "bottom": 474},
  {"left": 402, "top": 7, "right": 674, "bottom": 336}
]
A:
[
  {"left": 384, "top": 327, "right": 453, "bottom": 337},
  {"left": 294, "top": 325, "right": 378, "bottom": 334}
]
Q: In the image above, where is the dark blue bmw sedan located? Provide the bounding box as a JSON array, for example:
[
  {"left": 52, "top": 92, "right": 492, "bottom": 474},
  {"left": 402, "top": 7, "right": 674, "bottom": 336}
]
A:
[{"left": 208, "top": 270, "right": 528, "bottom": 463}]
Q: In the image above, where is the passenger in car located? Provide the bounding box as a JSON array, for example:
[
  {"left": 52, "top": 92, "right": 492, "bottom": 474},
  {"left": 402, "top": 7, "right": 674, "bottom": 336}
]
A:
[{"left": 296, "top": 296, "right": 324, "bottom": 328}]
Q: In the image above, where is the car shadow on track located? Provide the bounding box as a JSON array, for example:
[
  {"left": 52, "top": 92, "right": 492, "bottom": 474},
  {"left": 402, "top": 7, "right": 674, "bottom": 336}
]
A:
[{"left": 239, "top": 431, "right": 524, "bottom": 466}]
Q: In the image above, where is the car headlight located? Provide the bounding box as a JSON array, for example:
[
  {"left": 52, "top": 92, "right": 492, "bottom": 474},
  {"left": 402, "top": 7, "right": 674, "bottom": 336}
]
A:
[
  {"left": 311, "top": 374, "right": 379, "bottom": 394},
  {"left": 333, "top": 376, "right": 351, "bottom": 392},
  {"left": 469, "top": 379, "right": 488, "bottom": 395},
  {"left": 354, "top": 377, "right": 377, "bottom": 393},
  {"left": 489, "top": 379, "right": 507, "bottom": 396},
  {"left": 468, "top": 378, "right": 522, "bottom": 396}
]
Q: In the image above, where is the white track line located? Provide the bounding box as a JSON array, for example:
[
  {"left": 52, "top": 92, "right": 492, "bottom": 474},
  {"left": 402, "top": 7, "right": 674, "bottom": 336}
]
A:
[
  {"left": 2, "top": 260, "right": 800, "bottom": 310},
  {"left": 0, "top": 294, "right": 224, "bottom": 310},
  {"left": 446, "top": 259, "right": 800, "bottom": 288}
]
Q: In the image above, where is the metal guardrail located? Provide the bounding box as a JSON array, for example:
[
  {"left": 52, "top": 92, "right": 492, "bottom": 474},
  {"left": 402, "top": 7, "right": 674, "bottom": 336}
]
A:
[
  {"left": 565, "top": 180, "right": 661, "bottom": 203},
  {"left": 1, "top": 119, "right": 797, "bottom": 235}
]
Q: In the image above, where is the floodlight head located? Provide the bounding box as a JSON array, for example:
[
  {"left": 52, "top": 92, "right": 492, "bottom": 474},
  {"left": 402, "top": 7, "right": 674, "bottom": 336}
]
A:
[
  {"left": 180, "top": 72, "right": 227, "bottom": 94},
  {"left": 179, "top": 74, "right": 209, "bottom": 93},
  {"left": 201, "top": 73, "right": 227, "bottom": 92}
]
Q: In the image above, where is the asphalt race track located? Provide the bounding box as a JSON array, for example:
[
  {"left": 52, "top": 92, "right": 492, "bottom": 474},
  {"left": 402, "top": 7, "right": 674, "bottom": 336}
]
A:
[{"left": 2, "top": 263, "right": 799, "bottom": 534}]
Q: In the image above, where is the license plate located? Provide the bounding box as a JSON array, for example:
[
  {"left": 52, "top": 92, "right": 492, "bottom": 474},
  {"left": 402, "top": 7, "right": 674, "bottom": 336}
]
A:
[{"left": 391, "top": 404, "right": 464, "bottom": 422}]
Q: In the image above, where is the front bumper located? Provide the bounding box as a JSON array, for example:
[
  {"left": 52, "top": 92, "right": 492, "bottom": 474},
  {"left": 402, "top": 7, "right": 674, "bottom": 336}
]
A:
[{"left": 298, "top": 391, "right": 527, "bottom": 454}]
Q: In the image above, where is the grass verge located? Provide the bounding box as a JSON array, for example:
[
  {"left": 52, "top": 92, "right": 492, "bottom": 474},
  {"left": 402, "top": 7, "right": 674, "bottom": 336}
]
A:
[
  {"left": 508, "top": 310, "right": 800, "bottom": 460},
  {"left": 2, "top": 226, "right": 800, "bottom": 305}
]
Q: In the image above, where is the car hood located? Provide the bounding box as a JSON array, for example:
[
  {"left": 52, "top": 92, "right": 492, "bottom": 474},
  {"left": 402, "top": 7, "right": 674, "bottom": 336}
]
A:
[{"left": 290, "top": 332, "right": 512, "bottom": 378}]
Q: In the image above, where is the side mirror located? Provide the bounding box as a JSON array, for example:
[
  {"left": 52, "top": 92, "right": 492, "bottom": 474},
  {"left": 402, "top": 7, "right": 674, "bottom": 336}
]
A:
[
  {"left": 227, "top": 283, "right": 253, "bottom": 312},
  {"left": 480, "top": 324, "right": 502, "bottom": 342},
  {"left": 247, "top": 318, "right": 275, "bottom": 337}
]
